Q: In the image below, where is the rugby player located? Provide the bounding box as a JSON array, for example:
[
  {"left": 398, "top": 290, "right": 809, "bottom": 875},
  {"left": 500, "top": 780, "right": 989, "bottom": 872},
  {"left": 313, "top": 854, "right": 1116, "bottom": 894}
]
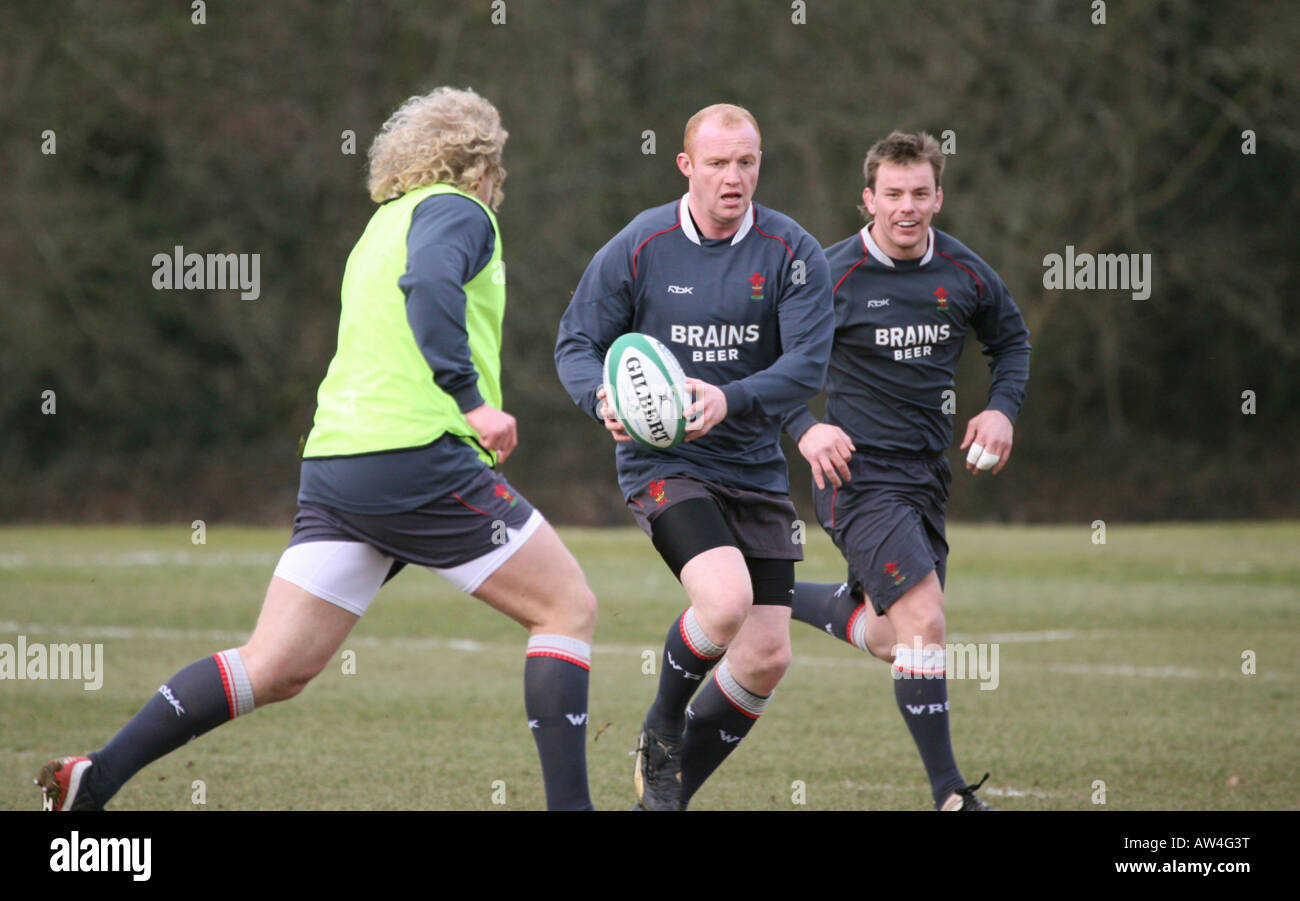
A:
[
  {"left": 783, "top": 131, "right": 1030, "bottom": 811},
  {"left": 556, "top": 103, "right": 833, "bottom": 810},
  {"left": 37, "top": 87, "right": 598, "bottom": 811}
]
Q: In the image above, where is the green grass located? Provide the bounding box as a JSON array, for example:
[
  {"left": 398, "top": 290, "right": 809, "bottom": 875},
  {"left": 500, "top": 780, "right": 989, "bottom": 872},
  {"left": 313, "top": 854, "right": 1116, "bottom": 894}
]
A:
[{"left": 2, "top": 523, "right": 1297, "bottom": 810}]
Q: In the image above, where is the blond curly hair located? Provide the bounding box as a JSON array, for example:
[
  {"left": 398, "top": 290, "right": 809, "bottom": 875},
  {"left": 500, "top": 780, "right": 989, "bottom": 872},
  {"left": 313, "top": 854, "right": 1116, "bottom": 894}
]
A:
[{"left": 367, "top": 87, "right": 508, "bottom": 208}]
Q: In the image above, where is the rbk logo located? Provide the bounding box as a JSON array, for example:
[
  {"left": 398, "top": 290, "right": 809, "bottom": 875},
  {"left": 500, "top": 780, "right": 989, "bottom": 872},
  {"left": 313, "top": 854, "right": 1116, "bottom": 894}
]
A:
[
  {"left": 159, "top": 684, "right": 186, "bottom": 717},
  {"left": 748, "top": 272, "right": 765, "bottom": 301},
  {"left": 867, "top": 298, "right": 890, "bottom": 308},
  {"left": 667, "top": 285, "right": 694, "bottom": 294},
  {"left": 719, "top": 730, "right": 741, "bottom": 743},
  {"left": 565, "top": 713, "right": 588, "bottom": 725}
]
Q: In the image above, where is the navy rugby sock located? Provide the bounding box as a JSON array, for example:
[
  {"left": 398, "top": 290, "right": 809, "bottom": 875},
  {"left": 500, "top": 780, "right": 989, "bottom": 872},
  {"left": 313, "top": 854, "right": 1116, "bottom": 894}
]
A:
[
  {"left": 644, "top": 607, "right": 726, "bottom": 739},
  {"left": 791, "top": 581, "right": 871, "bottom": 651},
  {"left": 892, "top": 645, "right": 965, "bottom": 807},
  {"left": 679, "top": 658, "right": 769, "bottom": 808},
  {"left": 89, "top": 649, "right": 253, "bottom": 805},
  {"left": 524, "top": 635, "right": 593, "bottom": 811}
]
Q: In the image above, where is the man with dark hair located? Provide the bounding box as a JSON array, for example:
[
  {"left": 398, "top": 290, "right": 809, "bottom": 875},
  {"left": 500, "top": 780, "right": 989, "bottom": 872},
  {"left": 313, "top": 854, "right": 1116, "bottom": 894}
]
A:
[
  {"left": 556, "top": 103, "right": 833, "bottom": 810},
  {"left": 784, "top": 130, "right": 1030, "bottom": 811}
]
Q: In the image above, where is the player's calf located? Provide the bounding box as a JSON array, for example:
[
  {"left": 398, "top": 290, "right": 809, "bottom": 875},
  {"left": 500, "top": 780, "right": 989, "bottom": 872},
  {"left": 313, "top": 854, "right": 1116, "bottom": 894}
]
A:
[
  {"left": 673, "top": 599, "right": 790, "bottom": 807},
  {"left": 242, "top": 577, "right": 362, "bottom": 704},
  {"left": 639, "top": 546, "right": 751, "bottom": 741},
  {"left": 791, "top": 580, "right": 897, "bottom": 661},
  {"left": 720, "top": 607, "right": 792, "bottom": 696},
  {"left": 475, "top": 523, "right": 597, "bottom": 810},
  {"left": 39, "top": 647, "right": 258, "bottom": 810}
]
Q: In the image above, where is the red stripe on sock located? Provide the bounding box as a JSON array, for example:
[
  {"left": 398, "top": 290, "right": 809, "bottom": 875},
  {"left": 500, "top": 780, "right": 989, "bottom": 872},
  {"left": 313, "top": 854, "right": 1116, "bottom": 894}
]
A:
[
  {"left": 211, "top": 652, "right": 236, "bottom": 719},
  {"left": 678, "top": 611, "right": 722, "bottom": 661},
  {"left": 892, "top": 664, "right": 947, "bottom": 676},
  {"left": 712, "top": 671, "right": 761, "bottom": 720},
  {"left": 844, "top": 603, "right": 865, "bottom": 647},
  {"left": 525, "top": 649, "right": 591, "bottom": 671}
]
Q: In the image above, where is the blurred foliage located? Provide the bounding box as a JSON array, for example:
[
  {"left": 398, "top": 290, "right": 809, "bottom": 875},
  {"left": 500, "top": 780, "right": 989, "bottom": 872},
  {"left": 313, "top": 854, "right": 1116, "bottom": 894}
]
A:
[{"left": 2, "top": 0, "right": 1297, "bottom": 523}]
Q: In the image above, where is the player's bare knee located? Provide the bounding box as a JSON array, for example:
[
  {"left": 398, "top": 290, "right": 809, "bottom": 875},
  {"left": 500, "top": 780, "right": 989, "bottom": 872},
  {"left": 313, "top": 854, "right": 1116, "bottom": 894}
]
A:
[
  {"left": 756, "top": 644, "right": 792, "bottom": 683},
  {"left": 867, "top": 635, "right": 896, "bottom": 662},
  {"left": 890, "top": 602, "right": 945, "bottom": 648},
  {"left": 246, "top": 649, "right": 328, "bottom": 705},
  {"left": 695, "top": 597, "right": 749, "bottom": 643},
  {"left": 263, "top": 676, "right": 306, "bottom": 704},
  {"left": 270, "top": 665, "right": 319, "bottom": 703},
  {"left": 530, "top": 576, "right": 597, "bottom": 639},
  {"left": 917, "top": 609, "right": 946, "bottom": 646},
  {"left": 728, "top": 647, "right": 788, "bottom": 695},
  {"left": 730, "top": 629, "right": 790, "bottom": 683},
  {"left": 559, "top": 583, "right": 598, "bottom": 639}
]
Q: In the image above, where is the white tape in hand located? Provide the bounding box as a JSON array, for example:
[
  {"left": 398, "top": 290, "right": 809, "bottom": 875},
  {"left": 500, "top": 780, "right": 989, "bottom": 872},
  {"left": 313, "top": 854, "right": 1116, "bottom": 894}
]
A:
[{"left": 966, "top": 442, "right": 1000, "bottom": 471}]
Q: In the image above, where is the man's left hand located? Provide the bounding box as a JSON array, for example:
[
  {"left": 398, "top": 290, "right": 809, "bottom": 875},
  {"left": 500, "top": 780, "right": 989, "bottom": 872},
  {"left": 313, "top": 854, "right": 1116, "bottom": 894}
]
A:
[
  {"left": 959, "top": 409, "right": 1014, "bottom": 475},
  {"left": 682, "top": 378, "right": 727, "bottom": 441}
]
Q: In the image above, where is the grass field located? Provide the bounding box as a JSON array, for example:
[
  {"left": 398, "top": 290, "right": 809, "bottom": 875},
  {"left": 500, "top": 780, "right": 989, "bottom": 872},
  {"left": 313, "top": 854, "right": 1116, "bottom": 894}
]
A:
[{"left": 1, "top": 523, "right": 1296, "bottom": 811}]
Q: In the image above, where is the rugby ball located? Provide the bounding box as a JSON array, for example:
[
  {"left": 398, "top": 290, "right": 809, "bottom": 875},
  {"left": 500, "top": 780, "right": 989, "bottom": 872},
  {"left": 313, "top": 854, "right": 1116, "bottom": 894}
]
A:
[{"left": 603, "top": 333, "right": 691, "bottom": 450}]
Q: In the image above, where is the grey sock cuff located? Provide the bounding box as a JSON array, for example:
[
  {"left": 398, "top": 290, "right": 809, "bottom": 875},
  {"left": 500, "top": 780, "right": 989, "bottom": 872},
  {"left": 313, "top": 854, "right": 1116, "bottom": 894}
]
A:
[
  {"left": 215, "top": 648, "right": 255, "bottom": 717},
  {"left": 714, "top": 658, "right": 770, "bottom": 718}
]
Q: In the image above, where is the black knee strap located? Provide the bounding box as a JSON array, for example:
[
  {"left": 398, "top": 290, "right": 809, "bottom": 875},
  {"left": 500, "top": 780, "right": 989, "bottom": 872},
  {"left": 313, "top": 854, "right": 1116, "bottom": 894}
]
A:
[
  {"left": 650, "top": 498, "right": 737, "bottom": 579},
  {"left": 745, "top": 557, "right": 795, "bottom": 606}
]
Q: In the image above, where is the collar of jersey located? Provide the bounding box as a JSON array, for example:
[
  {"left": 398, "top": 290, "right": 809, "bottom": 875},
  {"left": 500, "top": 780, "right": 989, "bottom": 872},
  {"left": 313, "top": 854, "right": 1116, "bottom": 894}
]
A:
[
  {"left": 679, "top": 194, "right": 754, "bottom": 246},
  {"left": 860, "top": 222, "right": 935, "bottom": 267}
]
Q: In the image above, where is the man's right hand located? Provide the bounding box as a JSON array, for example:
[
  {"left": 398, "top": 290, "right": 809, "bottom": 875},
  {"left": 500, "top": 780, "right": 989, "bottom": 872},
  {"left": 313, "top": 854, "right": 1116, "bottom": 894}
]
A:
[
  {"left": 798, "top": 422, "right": 856, "bottom": 490},
  {"left": 596, "top": 386, "right": 633, "bottom": 443},
  {"left": 465, "top": 403, "right": 519, "bottom": 462}
]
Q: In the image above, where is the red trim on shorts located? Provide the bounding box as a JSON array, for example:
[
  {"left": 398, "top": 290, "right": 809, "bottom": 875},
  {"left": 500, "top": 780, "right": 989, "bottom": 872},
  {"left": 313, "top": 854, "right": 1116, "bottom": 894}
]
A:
[
  {"left": 452, "top": 492, "right": 491, "bottom": 516},
  {"left": 713, "top": 670, "right": 760, "bottom": 720},
  {"left": 632, "top": 225, "right": 681, "bottom": 279},
  {"left": 752, "top": 223, "right": 795, "bottom": 260},
  {"left": 212, "top": 652, "right": 236, "bottom": 719},
  {"left": 830, "top": 485, "right": 838, "bottom": 528},
  {"left": 525, "top": 649, "right": 591, "bottom": 671},
  {"left": 937, "top": 252, "right": 985, "bottom": 299},
  {"left": 679, "top": 609, "right": 722, "bottom": 660}
]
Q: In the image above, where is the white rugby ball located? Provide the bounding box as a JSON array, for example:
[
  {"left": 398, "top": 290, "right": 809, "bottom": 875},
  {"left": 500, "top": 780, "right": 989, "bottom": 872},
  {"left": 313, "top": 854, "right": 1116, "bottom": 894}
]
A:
[{"left": 603, "top": 333, "right": 691, "bottom": 450}]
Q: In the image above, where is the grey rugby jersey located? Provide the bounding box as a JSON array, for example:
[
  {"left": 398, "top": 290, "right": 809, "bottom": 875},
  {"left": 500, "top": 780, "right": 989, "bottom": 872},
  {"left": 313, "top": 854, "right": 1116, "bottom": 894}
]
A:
[
  {"left": 555, "top": 196, "right": 834, "bottom": 498},
  {"left": 783, "top": 224, "right": 1030, "bottom": 455}
]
